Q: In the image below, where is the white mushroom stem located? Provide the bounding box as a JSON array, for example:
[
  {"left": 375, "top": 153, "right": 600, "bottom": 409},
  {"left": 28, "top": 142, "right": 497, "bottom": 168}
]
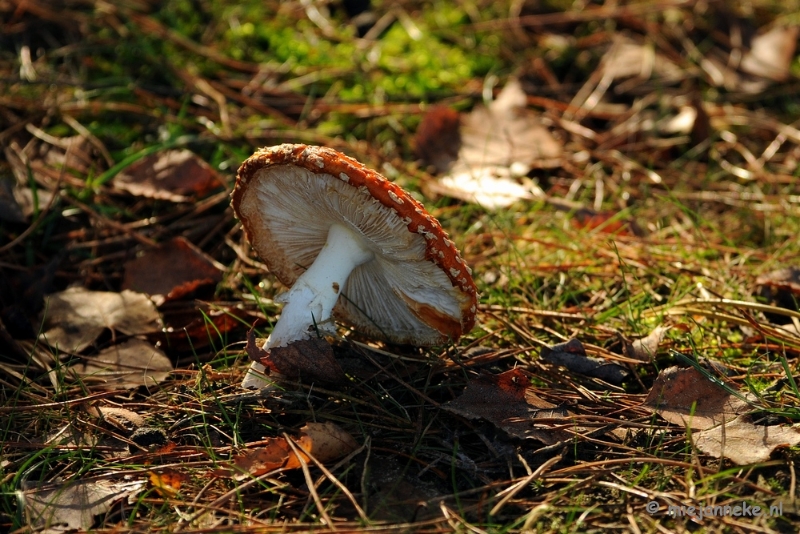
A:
[{"left": 266, "top": 223, "right": 374, "bottom": 349}]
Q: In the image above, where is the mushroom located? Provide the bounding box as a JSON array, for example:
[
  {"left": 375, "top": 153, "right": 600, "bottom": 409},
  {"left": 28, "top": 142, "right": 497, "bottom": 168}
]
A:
[{"left": 232, "top": 144, "right": 478, "bottom": 387}]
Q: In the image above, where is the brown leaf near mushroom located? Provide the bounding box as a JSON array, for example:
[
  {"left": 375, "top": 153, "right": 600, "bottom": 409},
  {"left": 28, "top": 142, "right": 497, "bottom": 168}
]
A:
[
  {"left": 122, "top": 236, "right": 223, "bottom": 305},
  {"left": 418, "top": 80, "right": 562, "bottom": 209},
  {"left": 232, "top": 144, "right": 478, "bottom": 388},
  {"left": 113, "top": 149, "right": 224, "bottom": 202},
  {"left": 643, "top": 366, "right": 800, "bottom": 464},
  {"left": 222, "top": 422, "right": 358, "bottom": 480},
  {"left": 443, "top": 368, "right": 574, "bottom": 444}
]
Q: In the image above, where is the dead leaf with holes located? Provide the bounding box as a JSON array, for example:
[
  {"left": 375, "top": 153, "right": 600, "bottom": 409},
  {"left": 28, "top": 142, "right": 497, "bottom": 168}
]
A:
[
  {"left": 113, "top": 149, "right": 224, "bottom": 202},
  {"left": 123, "top": 236, "right": 223, "bottom": 305},
  {"left": 643, "top": 366, "right": 800, "bottom": 464},
  {"left": 418, "top": 79, "right": 562, "bottom": 209},
  {"left": 443, "top": 368, "right": 574, "bottom": 444},
  {"left": 223, "top": 422, "right": 358, "bottom": 480},
  {"left": 73, "top": 339, "right": 172, "bottom": 389},
  {"left": 23, "top": 478, "right": 146, "bottom": 531},
  {"left": 40, "top": 288, "right": 161, "bottom": 353}
]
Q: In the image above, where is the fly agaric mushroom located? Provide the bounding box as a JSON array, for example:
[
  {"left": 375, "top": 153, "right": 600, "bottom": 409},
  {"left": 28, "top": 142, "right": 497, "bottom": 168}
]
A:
[{"left": 232, "top": 144, "right": 478, "bottom": 388}]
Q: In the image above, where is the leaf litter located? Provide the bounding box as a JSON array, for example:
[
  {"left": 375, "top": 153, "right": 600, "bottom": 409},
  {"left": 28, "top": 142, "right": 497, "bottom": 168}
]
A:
[{"left": 644, "top": 366, "right": 800, "bottom": 464}]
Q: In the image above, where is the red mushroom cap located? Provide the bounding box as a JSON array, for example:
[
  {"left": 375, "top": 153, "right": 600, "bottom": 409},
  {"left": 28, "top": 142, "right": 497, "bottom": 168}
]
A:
[{"left": 232, "top": 144, "right": 478, "bottom": 345}]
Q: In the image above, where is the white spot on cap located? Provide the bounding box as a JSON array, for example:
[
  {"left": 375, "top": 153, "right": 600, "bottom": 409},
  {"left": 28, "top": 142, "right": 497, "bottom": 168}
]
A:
[
  {"left": 450, "top": 268, "right": 461, "bottom": 277},
  {"left": 388, "top": 190, "right": 404, "bottom": 205},
  {"left": 339, "top": 172, "right": 349, "bottom": 182}
]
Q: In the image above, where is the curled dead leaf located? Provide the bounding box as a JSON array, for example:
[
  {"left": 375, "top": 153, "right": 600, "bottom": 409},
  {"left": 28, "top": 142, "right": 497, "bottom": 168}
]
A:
[{"left": 623, "top": 326, "right": 670, "bottom": 362}]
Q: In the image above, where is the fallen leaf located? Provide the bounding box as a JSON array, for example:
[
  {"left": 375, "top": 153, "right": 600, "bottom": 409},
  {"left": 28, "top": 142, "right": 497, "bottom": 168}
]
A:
[
  {"left": 113, "top": 149, "right": 224, "bottom": 202},
  {"left": 643, "top": 366, "right": 751, "bottom": 429},
  {"left": 424, "top": 79, "right": 562, "bottom": 209},
  {"left": 228, "top": 438, "right": 294, "bottom": 480},
  {"left": 540, "top": 338, "right": 629, "bottom": 384},
  {"left": 269, "top": 339, "right": 348, "bottom": 385},
  {"left": 292, "top": 421, "right": 359, "bottom": 464},
  {"left": 740, "top": 26, "right": 798, "bottom": 82},
  {"left": 623, "top": 326, "right": 670, "bottom": 362},
  {"left": 225, "top": 422, "right": 357, "bottom": 480},
  {"left": 430, "top": 171, "right": 540, "bottom": 210},
  {"left": 149, "top": 470, "right": 188, "bottom": 498},
  {"left": 23, "top": 478, "right": 145, "bottom": 531},
  {"left": 73, "top": 339, "right": 172, "bottom": 389},
  {"left": 443, "top": 368, "right": 573, "bottom": 444},
  {"left": 644, "top": 367, "right": 800, "bottom": 464},
  {"left": 122, "top": 237, "right": 223, "bottom": 304},
  {"left": 693, "top": 415, "right": 800, "bottom": 465},
  {"left": 602, "top": 38, "right": 682, "bottom": 82},
  {"left": 41, "top": 288, "right": 161, "bottom": 353}
]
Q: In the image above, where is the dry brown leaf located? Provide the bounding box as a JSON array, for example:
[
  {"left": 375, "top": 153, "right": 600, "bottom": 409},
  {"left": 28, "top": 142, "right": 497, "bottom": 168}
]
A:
[
  {"left": 693, "top": 415, "right": 800, "bottom": 465},
  {"left": 541, "top": 338, "right": 629, "bottom": 384},
  {"left": 122, "top": 237, "right": 223, "bottom": 304},
  {"left": 113, "top": 149, "right": 224, "bottom": 202},
  {"left": 643, "top": 366, "right": 752, "bottom": 429},
  {"left": 226, "top": 422, "right": 357, "bottom": 480},
  {"left": 268, "top": 338, "right": 347, "bottom": 385},
  {"left": 623, "top": 326, "right": 670, "bottom": 362},
  {"left": 293, "top": 421, "right": 359, "bottom": 464},
  {"left": 74, "top": 339, "right": 172, "bottom": 389},
  {"left": 41, "top": 288, "right": 161, "bottom": 353},
  {"left": 427, "top": 79, "right": 562, "bottom": 209},
  {"left": 641, "top": 366, "right": 800, "bottom": 463},
  {"left": 443, "top": 368, "right": 572, "bottom": 444},
  {"left": 23, "top": 478, "right": 145, "bottom": 531}
]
